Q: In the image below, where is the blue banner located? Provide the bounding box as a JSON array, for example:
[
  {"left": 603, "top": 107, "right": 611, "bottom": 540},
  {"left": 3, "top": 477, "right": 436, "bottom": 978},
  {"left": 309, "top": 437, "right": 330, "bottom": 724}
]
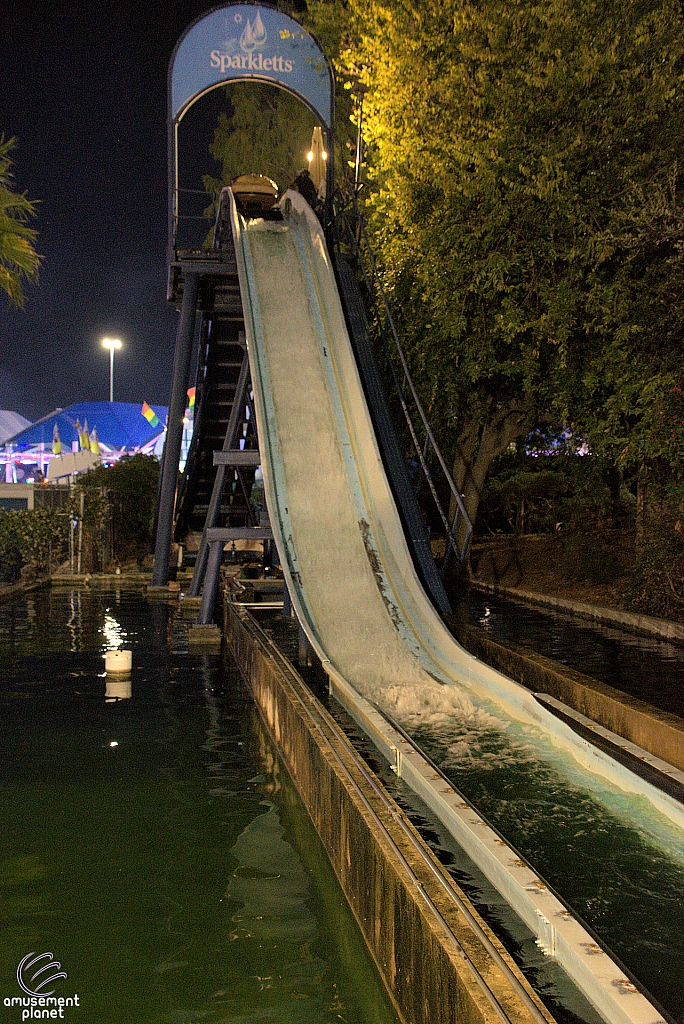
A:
[{"left": 171, "top": 5, "right": 332, "bottom": 127}]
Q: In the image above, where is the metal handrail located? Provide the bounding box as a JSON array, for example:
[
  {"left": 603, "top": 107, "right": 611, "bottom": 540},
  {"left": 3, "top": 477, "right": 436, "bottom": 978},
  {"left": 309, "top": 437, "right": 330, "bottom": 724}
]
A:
[
  {"left": 333, "top": 189, "right": 472, "bottom": 568},
  {"left": 172, "top": 188, "right": 216, "bottom": 253}
]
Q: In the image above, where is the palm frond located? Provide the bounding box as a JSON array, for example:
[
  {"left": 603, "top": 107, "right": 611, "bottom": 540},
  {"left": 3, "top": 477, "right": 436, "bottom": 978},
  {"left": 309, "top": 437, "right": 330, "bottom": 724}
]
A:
[{"left": 0, "top": 134, "right": 41, "bottom": 307}]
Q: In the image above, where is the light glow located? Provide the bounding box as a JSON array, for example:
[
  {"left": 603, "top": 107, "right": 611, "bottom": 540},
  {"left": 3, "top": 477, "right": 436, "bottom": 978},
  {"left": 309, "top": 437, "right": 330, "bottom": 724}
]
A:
[{"left": 102, "top": 337, "right": 123, "bottom": 403}]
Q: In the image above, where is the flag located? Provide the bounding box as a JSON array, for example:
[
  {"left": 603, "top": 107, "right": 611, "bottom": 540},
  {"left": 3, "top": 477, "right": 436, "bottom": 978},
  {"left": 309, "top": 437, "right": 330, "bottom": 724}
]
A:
[
  {"left": 90, "top": 425, "right": 101, "bottom": 456},
  {"left": 187, "top": 386, "right": 196, "bottom": 410},
  {"left": 141, "top": 401, "right": 160, "bottom": 428},
  {"left": 52, "top": 423, "right": 62, "bottom": 456}
]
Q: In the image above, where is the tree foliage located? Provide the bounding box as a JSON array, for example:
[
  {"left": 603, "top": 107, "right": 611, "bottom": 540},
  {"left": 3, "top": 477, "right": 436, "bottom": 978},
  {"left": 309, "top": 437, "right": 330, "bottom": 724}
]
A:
[
  {"left": 0, "top": 508, "right": 68, "bottom": 583},
  {"left": 329, "top": 0, "right": 684, "bottom": 527},
  {"left": 204, "top": 82, "right": 318, "bottom": 195},
  {"left": 79, "top": 454, "right": 159, "bottom": 562},
  {"left": 0, "top": 136, "right": 41, "bottom": 308}
]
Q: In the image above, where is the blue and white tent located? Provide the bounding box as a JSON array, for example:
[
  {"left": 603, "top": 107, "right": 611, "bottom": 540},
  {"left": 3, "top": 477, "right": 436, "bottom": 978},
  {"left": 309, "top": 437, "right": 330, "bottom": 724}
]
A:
[
  {"left": 0, "top": 402, "right": 169, "bottom": 483},
  {"left": 0, "top": 411, "right": 31, "bottom": 445},
  {"left": 4, "top": 402, "right": 168, "bottom": 452}
]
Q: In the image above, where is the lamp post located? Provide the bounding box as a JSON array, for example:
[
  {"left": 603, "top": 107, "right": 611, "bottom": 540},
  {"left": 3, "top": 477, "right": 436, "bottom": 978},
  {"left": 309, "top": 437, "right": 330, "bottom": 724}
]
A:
[{"left": 102, "top": 337, "right": 122, "bottom": 403}]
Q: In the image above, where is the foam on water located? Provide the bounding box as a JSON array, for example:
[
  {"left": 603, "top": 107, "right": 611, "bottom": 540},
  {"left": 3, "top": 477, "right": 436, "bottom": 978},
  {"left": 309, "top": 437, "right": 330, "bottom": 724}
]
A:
[
  {"left": 356, "top": 673, "right": 684, "bottom": 1004},
  {"left": 369, "top": 672, "right": 684, "bottom": 865}
]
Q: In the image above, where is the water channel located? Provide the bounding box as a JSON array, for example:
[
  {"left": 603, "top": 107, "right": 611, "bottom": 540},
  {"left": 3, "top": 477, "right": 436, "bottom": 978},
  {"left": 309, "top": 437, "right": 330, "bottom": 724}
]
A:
[
  {"left": 258, "top": 598, "right": 684, "bottom": 1024},
  {"left": 5, "top": 581, "right": 684, "bottom": 1023},
  {"left": 464, "top": 587, "right": 684, "bottom": 718},
  {"left": 0, "top": 585, "right": 400, "bottom": 1024}
]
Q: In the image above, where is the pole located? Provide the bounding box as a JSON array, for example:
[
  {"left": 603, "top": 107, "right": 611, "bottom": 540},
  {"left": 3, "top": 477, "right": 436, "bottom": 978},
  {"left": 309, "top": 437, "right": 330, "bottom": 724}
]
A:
[
  {"left": 151, "top": 271, "right": 199, "bottom": 587},
  {"left": 109, "top": 346, "right": 115, "bottom": 403},
  {"left": 77, "top": 490, "right": 84, "bottom": 575}
]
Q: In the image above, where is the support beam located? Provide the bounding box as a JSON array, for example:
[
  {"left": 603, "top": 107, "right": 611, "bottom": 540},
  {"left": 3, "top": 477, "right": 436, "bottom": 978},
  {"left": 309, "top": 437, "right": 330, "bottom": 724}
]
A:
[
  {"left": 186, "top": 464, "right": 227, "bottom": 596},
  {"left": 152, "top": 272, "right": 199, "bottom": 587},
  {"left": 297, "top": 618, "right": 312, "bottom": 667},
  {"left": 197, "top": 540, "right": 224, "bottom": 625},
  {"left": 206, "top": 527, "right": 272, "bottom": 542},
  {"left": 213, "top": 450, "right": 261, "bottom": 466}
]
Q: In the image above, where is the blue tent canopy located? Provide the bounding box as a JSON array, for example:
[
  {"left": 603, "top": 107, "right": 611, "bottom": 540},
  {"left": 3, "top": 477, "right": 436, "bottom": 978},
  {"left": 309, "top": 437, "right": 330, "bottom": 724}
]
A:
[{"left": 4, "top": 402, "right": 168, "bottom": 450}]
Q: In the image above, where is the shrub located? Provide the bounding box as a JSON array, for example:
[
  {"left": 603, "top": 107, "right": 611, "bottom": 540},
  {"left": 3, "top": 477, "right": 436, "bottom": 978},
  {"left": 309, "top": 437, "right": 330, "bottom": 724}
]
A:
[
  {"left": 0, "top": 507, "right": 69, "bottom": 582},
  {"left": 77, "top": 454, "right": 159, "bottom": 563}
]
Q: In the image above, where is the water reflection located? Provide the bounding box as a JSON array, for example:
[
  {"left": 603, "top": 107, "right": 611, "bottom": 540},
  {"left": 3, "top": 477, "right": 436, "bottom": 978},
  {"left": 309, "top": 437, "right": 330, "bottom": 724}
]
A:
[
  {"left": 466, "top": 589, "right": 684, "bottom": 717},
  {"left": 101, "top": 609, "right": 127, "bottom": 650},
  {"left": 66, "top": 588, "right": 80, "bottom": 652},
  {"left": 0, "top": 587, "right": 399, "bottom": 1024},
  {"left": 105, "top": 677, "right": 131, "bottom": 701}
]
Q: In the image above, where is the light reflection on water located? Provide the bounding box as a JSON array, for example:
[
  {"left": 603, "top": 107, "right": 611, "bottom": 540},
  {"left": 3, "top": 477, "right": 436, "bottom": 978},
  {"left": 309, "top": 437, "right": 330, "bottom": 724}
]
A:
[{"left": 0, "top": 586, "right": 399, "bottom": 1024}]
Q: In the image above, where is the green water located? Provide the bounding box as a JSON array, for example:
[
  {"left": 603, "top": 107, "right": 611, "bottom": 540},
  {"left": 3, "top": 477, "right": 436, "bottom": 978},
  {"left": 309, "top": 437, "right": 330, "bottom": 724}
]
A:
[
  {"left": 0, "top": 586, "right": 399, "bottom": 1024},
  {"left": 406, "top": 714, "right": 684, "bottom": 1019}
]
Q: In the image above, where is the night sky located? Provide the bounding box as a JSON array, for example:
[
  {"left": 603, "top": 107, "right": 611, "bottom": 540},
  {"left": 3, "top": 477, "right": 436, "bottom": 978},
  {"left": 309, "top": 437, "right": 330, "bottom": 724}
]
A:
[{"left": 1, "top": 1, "right": 234, "bottom": 420}]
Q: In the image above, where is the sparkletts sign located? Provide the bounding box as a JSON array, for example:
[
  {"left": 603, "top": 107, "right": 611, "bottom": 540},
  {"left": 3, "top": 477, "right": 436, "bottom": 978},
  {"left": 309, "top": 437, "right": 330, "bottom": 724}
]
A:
[{"left": 170, "top": 4, "right": 333, "bottom": 128}]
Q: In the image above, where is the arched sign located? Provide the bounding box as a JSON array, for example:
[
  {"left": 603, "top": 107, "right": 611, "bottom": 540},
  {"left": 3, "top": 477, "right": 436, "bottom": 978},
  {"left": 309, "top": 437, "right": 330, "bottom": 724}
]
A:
[
  {"left": 169, "top": 2, "right": 335, "bottom": 252},
  {"left": 171, "top": 4, "right": 333, "bottom": 127}
]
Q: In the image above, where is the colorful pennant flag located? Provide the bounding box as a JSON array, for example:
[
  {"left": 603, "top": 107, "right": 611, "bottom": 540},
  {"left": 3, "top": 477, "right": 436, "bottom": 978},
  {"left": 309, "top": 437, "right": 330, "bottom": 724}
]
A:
[
  {"left": 141, "top": 401, "right": 160, "bottom": 428},
  {"left": 52, "top": 423, "right": 62, "bottom": 456},
  {"left": 187, "top": 386, "right": 196, "bottom": 410}
]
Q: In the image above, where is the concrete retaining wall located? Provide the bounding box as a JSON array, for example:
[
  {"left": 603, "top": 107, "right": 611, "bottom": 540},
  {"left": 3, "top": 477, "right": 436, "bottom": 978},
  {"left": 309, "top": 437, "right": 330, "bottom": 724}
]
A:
[
  {"left": 224, "top": 601, "right": 555, "bottom": 1024},
  {"left": 453, "top": 623, "right": 684, "bottom": 775}
]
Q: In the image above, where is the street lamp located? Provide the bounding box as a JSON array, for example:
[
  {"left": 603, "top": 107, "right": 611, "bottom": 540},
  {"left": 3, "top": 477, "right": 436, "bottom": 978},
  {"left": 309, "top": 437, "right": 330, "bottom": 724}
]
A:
[{"left": 102, "top": 337, "right": 122, "bottom": 403}]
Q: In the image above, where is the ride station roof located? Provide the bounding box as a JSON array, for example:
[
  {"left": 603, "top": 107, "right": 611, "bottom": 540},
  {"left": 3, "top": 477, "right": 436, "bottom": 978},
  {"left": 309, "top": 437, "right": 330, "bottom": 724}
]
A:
[{"left": 3, "top": 402, "right": 168, "bottom": 451}]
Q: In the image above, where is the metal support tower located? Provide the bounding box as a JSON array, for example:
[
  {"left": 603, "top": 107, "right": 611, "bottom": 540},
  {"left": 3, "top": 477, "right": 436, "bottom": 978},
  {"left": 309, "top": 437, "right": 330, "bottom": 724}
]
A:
[{"left": 151, "top": 271, "right": 198, "bottom": 587}]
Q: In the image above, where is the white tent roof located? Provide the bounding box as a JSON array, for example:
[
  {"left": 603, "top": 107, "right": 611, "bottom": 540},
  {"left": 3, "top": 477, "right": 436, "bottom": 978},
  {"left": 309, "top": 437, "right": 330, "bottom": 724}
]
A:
[{"left": 0, "top": 411, "right": 31, "bottom": 445}]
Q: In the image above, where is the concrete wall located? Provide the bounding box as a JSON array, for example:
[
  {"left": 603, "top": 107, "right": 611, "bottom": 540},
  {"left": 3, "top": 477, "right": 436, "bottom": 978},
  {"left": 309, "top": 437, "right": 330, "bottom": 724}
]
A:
[
  {"left": 0, "top": 483, "right": 33, "bottom": 510},
  {"left": 224, "top": 601, "right": 556, "bottom": 1024},
  {"left": 453, "top": 623, "right": 684, "bottom": 775}
]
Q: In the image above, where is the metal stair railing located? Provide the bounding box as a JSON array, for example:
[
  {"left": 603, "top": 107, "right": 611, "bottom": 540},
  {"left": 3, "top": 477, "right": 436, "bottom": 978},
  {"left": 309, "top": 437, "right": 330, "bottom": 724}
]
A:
[{"left": 333, "top": 189, "right": 472, "bottom": 571}]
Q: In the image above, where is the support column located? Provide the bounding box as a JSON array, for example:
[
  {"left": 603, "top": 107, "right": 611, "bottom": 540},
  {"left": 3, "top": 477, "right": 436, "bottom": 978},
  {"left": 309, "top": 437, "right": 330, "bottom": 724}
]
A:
[
  {"left": 197, "top": 540, "right": 224, "bottom": 625},
  {"left": 297, "top": 618, "right": 311, "bottom": 667},
  {"left": 152, "top": 272, "right": 199, "bottom": 587},
  {"left": 187, "top": 465, "right": 226, "bottom": 596}
]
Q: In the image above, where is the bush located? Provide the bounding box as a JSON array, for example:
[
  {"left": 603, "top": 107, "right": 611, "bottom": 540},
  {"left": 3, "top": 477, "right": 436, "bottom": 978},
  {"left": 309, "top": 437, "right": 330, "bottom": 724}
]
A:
[
  {"left": 557, "top": 532, "right": 624, "bottom": 586},
  {"left": 626, "top": 479, "right": 684, "bottom": 618},
  {"left": 0, "top": 507, "right": 69, "bottom": 582},
  {"left": 77, "top": 455, "right": 159, "bottom": 563},
  {"left": 478, "top": 449, "right": 625, "bottom": 536}
]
